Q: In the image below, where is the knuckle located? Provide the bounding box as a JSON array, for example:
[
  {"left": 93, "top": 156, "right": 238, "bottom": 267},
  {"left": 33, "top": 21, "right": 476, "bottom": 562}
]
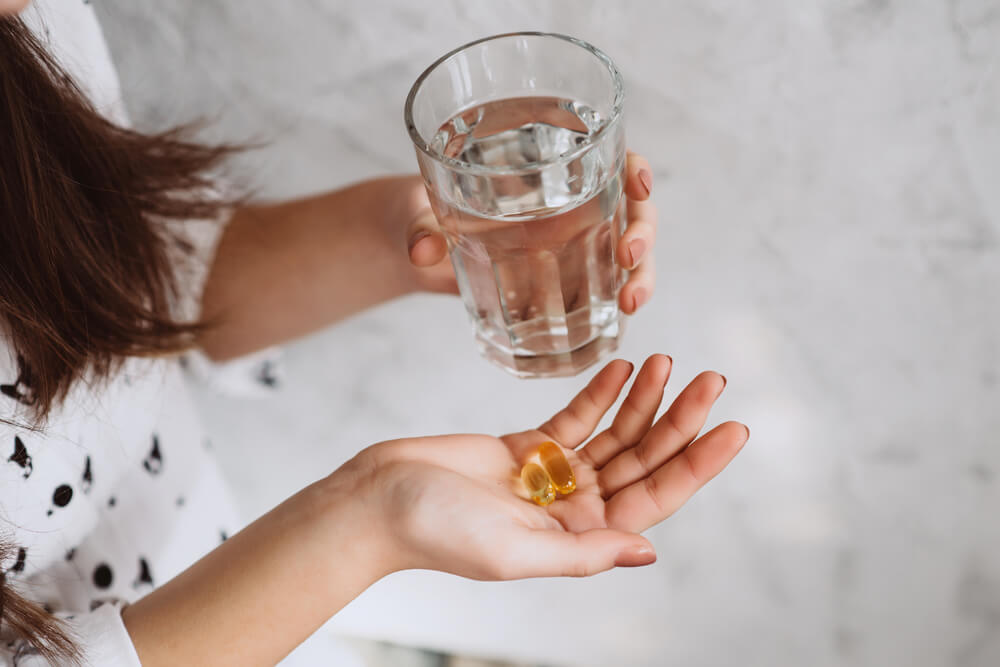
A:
[
  {"left": 662, "top": 412, "right": 686, "bottom": 444},
  {"left": 634, "top": 442, "right": 655, "bottom": 475},
  {"left": 644, "top": 475, "right": 668, "bottom": 514},
  {"left": 678, "top": 452, "right": 700, "bottom": 486},
  {"left": 568, "top": 559, "right": 593, "bottom": 578}
]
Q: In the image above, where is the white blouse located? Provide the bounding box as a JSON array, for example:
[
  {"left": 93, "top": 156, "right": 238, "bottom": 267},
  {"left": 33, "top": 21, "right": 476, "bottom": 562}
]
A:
[{"left": 1, "top": 2, "right": 244, "bottom": 664}]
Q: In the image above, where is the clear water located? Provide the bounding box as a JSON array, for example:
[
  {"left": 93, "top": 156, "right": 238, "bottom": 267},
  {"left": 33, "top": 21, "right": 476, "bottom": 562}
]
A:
[{"left": 428, "top": 96, "right": 625, "bottom": 377}]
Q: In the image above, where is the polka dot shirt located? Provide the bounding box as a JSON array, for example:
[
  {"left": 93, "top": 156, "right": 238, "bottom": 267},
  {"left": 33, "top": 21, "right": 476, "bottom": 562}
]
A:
[{"left": 1, "top": 2, "right": 240, "bottom": 664}]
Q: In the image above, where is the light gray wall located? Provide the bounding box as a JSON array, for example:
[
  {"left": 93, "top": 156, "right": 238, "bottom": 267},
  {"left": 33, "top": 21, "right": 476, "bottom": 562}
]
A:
[{"left": 96, "top": 2, "right": 1000, "bottom": 665}]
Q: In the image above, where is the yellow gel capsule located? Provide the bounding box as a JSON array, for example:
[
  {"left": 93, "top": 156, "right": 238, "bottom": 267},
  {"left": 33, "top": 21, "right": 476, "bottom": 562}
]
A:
[
  {"left": 521, "top": 462, "right": 556, "bottom": 506},
  {"left": 538, "top": 441, "right": 576, "bottom": 494}
]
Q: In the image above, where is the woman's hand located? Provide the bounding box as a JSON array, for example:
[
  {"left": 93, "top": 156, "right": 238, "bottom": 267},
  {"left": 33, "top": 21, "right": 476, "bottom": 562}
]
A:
[
  {"left": 397, "top": 151, "right": 658, "bottom": 314},
  {"left": 123, "top": 355, "right": 743, "bottom": 666},
  {"left": 200, "top": 158, "right": 655, "bottom": 360},
  {"left": 348, "top": 355, "right": 746, "bottom": 579}
]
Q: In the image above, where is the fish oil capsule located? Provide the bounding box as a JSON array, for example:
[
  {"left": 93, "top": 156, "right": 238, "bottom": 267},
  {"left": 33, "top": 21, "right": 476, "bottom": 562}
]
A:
[
  {"left": 520, "top": 462, "right": 556, "bottom": 506},
  {"left": 538, "top": 441, "right": 576, "bottom": 494}
]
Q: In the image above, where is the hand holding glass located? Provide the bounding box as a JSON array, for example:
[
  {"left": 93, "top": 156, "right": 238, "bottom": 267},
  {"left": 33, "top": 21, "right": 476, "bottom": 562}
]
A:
[{"left": 405, "top": 33, "right": 627, "bottom": 378}]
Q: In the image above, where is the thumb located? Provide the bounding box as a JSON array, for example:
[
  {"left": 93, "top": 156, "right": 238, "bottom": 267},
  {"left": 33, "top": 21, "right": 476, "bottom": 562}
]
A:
[
  {"left": 508, "top": 528, "right": 656, "bottom": 579},
  {"left": 406, "top": 207, "right": 448, "bottom": 267}
]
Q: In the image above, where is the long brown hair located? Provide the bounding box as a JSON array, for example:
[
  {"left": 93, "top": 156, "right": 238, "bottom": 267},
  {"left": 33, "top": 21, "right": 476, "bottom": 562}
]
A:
[{"left": 1, "top": 14, "right": 234, "bottom": 661}]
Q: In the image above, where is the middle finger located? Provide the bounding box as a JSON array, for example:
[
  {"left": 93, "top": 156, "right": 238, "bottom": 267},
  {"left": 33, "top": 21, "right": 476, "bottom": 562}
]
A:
[
  {"left": 577, "top": 354, "right": 672, "bottom": 468},
  {"left": 597, "top": 370, "right": 726, "bottom": 497}
]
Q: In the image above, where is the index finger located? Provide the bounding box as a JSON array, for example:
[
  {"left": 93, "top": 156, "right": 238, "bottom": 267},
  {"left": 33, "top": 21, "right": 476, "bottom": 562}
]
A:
[{"left": 537, "top": 359, "right": 635, "bottom": 448}]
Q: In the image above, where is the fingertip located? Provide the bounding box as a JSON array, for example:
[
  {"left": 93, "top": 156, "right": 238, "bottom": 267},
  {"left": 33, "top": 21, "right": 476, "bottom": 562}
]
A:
[
  {"left": 612, "top": 359, "right": 636, "bottom": 387},
  {"left": 638, "top": 169, "right": 653, "bottom": 197},
  {"left": 716, "top": 421, "right": 751, "bottom": 449},
  {"left": 632, "top": 287, "right": 648, "bottom": 312},
  {"left": 620, "top": 283, "right": 652, "bottom": 314},
  {"left": 646, "top": 353, "right": 672, "bottom": 377},
  {"left": 617, "top": 359, "right": 636, "bottom": 384},
  {"left": 619, "top": 237, "right": 647, "bottom": 270},
  {"left": 625, "top": 153, "right": 654, "bottom": 201},
  {"left": 604, "top": 358, "right": 634, "bottom": 378},
  {"left": 694, "top": 370, "right": 727, "bottom": 393},
  {"left": 614, "top": 541, "right": 657, "bottom": 568},
  {"left": 408, "top": 233, "right": 447, "bottom": 266},
  {"left": 619, "top": 288, "right": 635, "bottom": 314},
  {"left": 617, "top": 239, "right": 633, "bottom": 268},
  {"left": 625, "top": 173, "right": 652, "bottom": 201},
  {"left": 407, "top": 230, "right": 431, "bottom": 253}
]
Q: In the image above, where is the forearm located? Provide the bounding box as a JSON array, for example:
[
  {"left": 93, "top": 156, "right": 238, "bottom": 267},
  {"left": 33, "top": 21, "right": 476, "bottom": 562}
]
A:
[
  {"left": 122, "top": 471, "right": 390, "bottom": 666},
  {"left": 198, "top": 178, "right": 414, "bottom": 361}
]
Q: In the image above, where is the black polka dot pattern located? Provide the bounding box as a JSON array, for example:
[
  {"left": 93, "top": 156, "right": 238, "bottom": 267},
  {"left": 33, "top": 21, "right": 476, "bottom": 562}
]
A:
[
  {"left": 133, "top": 557, "right": 153, "bottom": 589},
  {"left": 256, "top": 360, "right": 279, "bottom": 388},
  {"left": 9, "top": 547, "right": 27, "bottom": 574},
  {"left": 143, "top": 434, "right": 163, "bottom": 474},
  {"left": 0, "top": 355, "right": 36, "bottom": 407},
  {"left": 92, "top": 563, "right": 113, "bottom": 589},
  {"left": 81, "top": 456, "right": 93, "bottom": 493},
  {"left": 47, "top": 484, "right": 74, "bottom": 516},
  {"left": 53, "top": 485, "right": 73, "bottom": 507},
  {"left": 7, "top": 436, "right": 32, "bottom": 479},
  {"left": 48, "top": 485, "right": 72, "bottom": 519}
]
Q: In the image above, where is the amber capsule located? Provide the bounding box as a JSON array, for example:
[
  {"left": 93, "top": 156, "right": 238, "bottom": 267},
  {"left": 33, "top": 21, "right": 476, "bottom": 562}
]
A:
[
  {"left": 538, "top": 441, "right": 576, "bottom": 494},
  {"left": 520, "top": 462, "right": 556, "bottom": 506}
]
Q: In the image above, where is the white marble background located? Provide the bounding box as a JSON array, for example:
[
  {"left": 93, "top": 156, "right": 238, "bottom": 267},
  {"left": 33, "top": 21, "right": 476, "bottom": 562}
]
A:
[{"left": 94, "top": 2, "right": 1000, "bottom": 666}]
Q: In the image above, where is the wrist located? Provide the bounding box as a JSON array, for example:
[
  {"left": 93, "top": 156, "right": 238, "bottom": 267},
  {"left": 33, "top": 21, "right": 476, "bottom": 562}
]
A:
[
  {"left": 367, "top": 176, "right": 433, "bottom": 295},
  {"left": 311, "top": 180, "right": 416, "bottom": 302},
  {"left": 312, "top": 455, "right": 401, "bottom": 582}
]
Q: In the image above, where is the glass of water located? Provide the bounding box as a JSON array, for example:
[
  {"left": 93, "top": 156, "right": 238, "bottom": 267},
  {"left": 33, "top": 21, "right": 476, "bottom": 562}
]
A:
[{"left": 404, "top": 32, "right": 626, "bottom": 378}]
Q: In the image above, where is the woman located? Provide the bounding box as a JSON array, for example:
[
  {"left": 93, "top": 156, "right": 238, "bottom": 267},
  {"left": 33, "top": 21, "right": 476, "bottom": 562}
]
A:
[{"left": 0, "top": 1, "right": 749, "bottom": 665}]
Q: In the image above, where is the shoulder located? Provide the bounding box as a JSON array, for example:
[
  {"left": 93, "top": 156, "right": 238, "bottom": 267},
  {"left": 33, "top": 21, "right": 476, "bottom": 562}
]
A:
[{"left": 20, "top": 0, "right": 129, "bottom": 125}]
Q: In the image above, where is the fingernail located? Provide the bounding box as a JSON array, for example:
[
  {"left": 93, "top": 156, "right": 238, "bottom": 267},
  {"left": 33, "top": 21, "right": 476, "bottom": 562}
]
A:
[
  {"left": 408, "top": 230, "right": 431, "bottom": 253},
  {"left": 742, "top": 424, "right": 750, "bottom": 440},
  {"left": 632, "top": 287, "right": 647, "bottom": 311},
  {"left": 627, "top": 239, "right": 646, "bottom": 268},
  {"left": 720, "top": 374, "right": 727, "bottom": 389},
  {"left": 638, "top": 169, "right": 653, "bottom": 196},
  {"left": 615, "top": 544, "right": 656, "bottom": 568}
]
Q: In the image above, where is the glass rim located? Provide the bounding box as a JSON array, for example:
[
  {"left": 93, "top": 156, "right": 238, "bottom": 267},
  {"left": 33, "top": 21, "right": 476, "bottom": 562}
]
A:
[{"left": 404, "top": 31, "right": 624, "bottom": 176}]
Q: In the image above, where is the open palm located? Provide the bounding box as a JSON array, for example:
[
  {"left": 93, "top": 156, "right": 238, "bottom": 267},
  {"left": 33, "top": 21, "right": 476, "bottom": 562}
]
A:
[{"left": 370, "top": 355, "right": 748, "bottom": 580}]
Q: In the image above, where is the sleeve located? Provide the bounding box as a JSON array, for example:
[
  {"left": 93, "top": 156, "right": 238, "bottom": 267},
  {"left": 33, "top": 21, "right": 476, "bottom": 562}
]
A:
[
  {"left": 167, "top": 190, "right": 287, "bottom": 398},
  {"left": 0, "top": 602, "right": 141, "bottom": 667}
]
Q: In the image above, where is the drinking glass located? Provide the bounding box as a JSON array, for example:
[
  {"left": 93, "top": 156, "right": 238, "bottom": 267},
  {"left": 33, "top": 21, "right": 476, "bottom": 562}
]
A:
[{"left": 404, "top": 32, "right": 626, "bottom": 378}]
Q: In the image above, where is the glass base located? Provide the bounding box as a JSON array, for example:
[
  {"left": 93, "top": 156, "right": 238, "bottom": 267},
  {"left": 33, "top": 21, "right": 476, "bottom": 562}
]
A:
[{"left": 475, "top": 318, "right": 624, "bottom": 378}]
